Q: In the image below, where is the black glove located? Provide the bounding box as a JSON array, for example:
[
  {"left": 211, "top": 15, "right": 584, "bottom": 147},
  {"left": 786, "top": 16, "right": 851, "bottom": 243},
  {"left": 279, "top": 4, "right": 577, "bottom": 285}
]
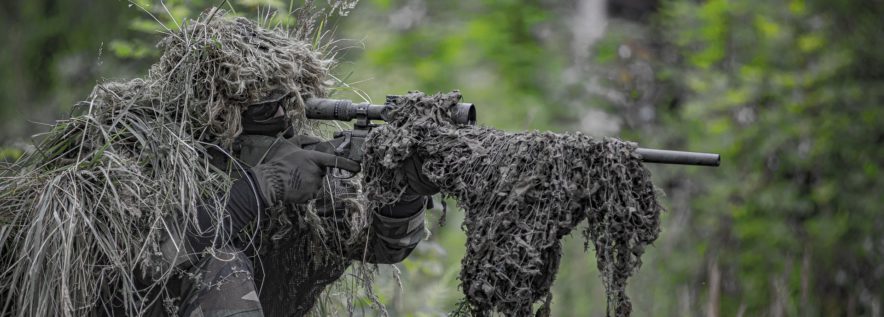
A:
[
  {"left": 365, "top": 155, "right": 437, "bottom": 219},
  {"left": 400, "top": 155, "right": 440, "bottom": 196},
  {"left": 252, "top": 137, "right": 361, "bottom": 206}
]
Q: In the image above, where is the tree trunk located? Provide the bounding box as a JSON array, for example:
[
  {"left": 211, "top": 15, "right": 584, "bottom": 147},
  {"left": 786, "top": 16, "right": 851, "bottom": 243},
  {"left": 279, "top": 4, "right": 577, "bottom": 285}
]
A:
[
  {"left": 800, "top": 247, "right": 811, "bottom": 317},
  {"left": 706, "top": 256, "right": 720, "bottom": 317}
]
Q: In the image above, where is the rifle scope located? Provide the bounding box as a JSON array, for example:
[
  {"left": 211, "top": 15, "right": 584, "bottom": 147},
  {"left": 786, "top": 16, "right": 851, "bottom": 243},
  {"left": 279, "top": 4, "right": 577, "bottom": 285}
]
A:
[{"left": 305, "top": 98, "right": 476, "bottom": 125}]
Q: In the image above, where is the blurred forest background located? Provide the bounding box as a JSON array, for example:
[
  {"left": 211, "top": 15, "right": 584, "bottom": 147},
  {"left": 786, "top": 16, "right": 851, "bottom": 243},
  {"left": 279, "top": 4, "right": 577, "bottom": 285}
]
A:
[{"left": 1, "top": 0, "right": 882, "bottom": 316}]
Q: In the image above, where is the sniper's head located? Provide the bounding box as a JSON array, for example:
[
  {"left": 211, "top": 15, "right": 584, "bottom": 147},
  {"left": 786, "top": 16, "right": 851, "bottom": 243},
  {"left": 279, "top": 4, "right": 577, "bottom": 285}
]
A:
[{"left": 151, "top": 13, "right": 330, "bottom": 146}]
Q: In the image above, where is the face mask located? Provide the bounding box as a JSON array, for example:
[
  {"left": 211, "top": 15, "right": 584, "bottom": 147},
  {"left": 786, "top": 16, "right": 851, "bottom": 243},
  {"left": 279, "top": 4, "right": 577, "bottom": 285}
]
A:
[
  {"left": 241, "top": 105, "right": 295, "bottom": 137},
  {"left": 241, "top": 92, "right": 296, "bottom": 138}
]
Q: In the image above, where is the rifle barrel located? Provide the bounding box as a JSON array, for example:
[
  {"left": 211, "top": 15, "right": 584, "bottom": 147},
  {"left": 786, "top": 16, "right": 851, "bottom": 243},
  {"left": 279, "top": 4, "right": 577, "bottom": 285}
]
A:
[{"left": 635, "top": 148, "right": 720, "bottom": 166}]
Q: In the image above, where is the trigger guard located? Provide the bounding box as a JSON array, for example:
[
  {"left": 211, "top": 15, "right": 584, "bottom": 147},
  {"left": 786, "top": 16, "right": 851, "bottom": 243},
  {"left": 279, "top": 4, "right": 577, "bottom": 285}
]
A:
[{"left": 334, "top": 133, "right": 352, "bottom": 157}]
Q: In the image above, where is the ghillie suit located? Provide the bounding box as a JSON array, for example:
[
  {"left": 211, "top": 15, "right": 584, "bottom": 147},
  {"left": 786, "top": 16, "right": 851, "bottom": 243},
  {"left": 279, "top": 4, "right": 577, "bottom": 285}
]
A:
[
  {"left": 0, "top": 9, "right": 374, "bottom": 316},
  {"left": 361, "top": 92, "right": 663, "bottom": 317}
]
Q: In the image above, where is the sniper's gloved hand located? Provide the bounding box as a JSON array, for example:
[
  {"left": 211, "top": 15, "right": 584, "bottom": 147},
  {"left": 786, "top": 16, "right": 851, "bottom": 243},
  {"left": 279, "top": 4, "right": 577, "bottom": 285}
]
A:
[
  {"left": 252, "top": 137, "right": 362, "bottom": 206},
  {"left": 369, "top": 155, "right": 438, "bottom": 220},
  {"left": 400, "top": 155, "right": 440, "bottom": 196}
]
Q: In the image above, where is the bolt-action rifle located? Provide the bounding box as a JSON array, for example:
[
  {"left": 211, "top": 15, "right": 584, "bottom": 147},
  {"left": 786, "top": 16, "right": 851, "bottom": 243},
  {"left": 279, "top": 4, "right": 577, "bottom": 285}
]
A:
[{"left": 305, "top": 97, "right": 720, "bottom": 167}]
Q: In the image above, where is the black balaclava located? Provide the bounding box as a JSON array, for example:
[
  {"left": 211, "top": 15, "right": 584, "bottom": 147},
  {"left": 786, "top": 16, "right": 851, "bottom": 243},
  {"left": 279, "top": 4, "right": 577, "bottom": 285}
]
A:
[{"left": 240, "top": 93, "right": 295, "bottom": 138}]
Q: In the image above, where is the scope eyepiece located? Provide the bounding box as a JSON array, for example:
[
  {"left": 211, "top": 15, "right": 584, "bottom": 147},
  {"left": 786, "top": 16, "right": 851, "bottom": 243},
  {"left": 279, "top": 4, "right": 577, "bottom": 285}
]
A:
[{"left": 453, "top": 103, "right": 476, "bottom": 125}]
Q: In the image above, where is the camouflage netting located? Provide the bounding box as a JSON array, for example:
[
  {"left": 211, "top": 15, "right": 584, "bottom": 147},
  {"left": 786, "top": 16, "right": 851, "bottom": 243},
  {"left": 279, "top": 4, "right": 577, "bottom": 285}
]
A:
[
  {"left": 361, "top": 91, "right": 663, "bottom": 317},
  {"left": 0, "top": 9, "right": 370, "bottom": 316}
]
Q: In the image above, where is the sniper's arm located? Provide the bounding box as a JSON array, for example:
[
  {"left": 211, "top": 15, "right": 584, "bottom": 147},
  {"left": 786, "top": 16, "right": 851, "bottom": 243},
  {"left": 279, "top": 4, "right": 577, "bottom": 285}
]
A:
[
  {"left": 182, "top": 137, "right": 438, "bottom": 265},
  {"left": 174, "top": 137, "right": 361, "bottom": 261}
]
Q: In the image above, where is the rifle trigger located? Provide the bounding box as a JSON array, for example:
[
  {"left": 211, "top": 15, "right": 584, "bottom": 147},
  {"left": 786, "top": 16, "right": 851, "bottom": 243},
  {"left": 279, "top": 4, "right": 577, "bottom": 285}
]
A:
[{"left": 330, "top": 132, "right": 357, "bottom": 179}]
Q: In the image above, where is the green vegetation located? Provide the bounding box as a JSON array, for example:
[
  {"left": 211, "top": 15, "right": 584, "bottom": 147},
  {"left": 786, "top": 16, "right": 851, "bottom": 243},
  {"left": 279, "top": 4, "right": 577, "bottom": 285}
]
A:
[{"left": 654, "top": 0, "right": 884, "bottom": 315}]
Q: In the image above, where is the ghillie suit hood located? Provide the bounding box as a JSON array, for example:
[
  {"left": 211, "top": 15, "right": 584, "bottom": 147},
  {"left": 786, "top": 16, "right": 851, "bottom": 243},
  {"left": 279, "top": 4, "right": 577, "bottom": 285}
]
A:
[
  {"left": 0, "top": 9, "right": 370, "bottom": 316},
  {"left": 362, "top": 92, "right": 663, "bottom": 317}
]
